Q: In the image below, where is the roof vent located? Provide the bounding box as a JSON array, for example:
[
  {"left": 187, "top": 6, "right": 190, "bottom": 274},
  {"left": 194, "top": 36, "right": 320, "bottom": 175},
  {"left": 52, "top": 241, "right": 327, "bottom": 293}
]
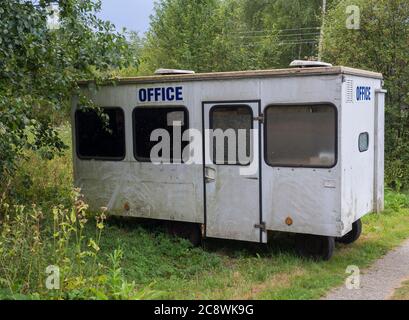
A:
[
  {"left": 289, "top": 60, "right": 333, "bottom": 68},
  {"left": 154, "top": 68, "right": 195, "bottom": 75}
]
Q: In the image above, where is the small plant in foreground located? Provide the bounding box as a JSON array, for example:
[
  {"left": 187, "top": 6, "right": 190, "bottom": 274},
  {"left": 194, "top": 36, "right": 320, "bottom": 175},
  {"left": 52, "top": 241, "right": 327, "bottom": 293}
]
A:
[{"left": 0, "top": 188, "right": 145, "bottom": 300}]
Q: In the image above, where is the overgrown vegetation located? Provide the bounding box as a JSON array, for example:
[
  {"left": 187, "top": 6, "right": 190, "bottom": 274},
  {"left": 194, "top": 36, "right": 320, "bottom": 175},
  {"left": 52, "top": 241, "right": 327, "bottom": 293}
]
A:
[
  {"left": 0, "top": 0, "right": 136, "bottom": 184},
  {"left": 1, "top": 127, "right": 409, "bottom": 299},
  {"left": 0, "top": 127, "right": 151, "bottom": 299}
]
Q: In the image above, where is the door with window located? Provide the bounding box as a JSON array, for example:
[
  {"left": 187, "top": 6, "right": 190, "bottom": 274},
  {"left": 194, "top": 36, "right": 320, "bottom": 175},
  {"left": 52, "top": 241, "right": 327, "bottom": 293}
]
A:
[{"left": 203, "top": 101, "right": 265, "bottom": 243}]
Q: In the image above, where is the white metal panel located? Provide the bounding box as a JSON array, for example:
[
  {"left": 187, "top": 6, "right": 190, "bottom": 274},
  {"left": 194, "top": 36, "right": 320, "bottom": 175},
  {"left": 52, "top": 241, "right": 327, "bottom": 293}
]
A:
[
  {"left": 74, "top": 83, "right": 204, "bottom": 223},
  {"left": 340, "top": 76, "right": 383, "bottom": 233},
  {"left": 260, "top": 76, "right": 342, "bottom": 237},
  {"left": 198, "top": 79, "right": 261, "bottom": 102}
]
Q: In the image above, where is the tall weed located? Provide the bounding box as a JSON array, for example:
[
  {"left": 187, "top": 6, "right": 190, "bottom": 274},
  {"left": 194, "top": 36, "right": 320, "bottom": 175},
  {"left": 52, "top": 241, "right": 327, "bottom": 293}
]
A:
[{"left": 0, "top": 188, "right": 144, "bottom": 299}]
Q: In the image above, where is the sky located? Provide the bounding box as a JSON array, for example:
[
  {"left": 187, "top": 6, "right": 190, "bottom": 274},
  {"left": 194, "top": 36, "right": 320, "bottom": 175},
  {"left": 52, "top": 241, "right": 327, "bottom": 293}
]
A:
[{"left": 98, "top": 0, "right": 155, "bottom": 35}]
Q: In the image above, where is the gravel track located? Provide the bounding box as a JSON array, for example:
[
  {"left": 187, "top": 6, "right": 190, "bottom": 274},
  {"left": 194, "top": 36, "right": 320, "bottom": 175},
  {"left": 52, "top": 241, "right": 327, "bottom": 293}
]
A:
[{"left": 323, "top": 238, "right": 409, "bottom": 300}]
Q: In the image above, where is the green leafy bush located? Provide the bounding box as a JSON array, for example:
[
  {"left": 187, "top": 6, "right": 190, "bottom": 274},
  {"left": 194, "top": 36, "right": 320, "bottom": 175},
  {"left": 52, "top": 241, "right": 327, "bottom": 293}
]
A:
[
  {"left": 0, "top": 0, "right": 136, "bottom": 185},
  {"left": 384, "top": 188, "right": 409, "bottom": 212}
]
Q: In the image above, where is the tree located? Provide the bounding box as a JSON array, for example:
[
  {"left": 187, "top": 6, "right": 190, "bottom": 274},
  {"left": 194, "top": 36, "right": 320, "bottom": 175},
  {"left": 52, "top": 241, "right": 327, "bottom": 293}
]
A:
[
  {"left": 140, "top": 0, "right": 336, "bottom": 74},
  {"left": 140, "top": 0, "right": 283, "bottom": 74},
  {"left": 322, "top": 0, "right": 409, "bottom": 189},
  {"left": 141, "top": 0, "right": 221, "bottom": 73},
  {"left": 0, "top": 0, "right": 135, "bottom": 184},
  {"left": 116, "top": 31, "right": 145, "bottom": 77},
  {"left": 242, "top": 0, "right": 325, "bottom": 66}
]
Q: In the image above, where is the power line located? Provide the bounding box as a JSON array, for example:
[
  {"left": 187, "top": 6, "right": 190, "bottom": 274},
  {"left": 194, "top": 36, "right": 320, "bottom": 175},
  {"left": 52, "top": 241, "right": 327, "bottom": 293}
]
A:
[
  {"left": 231, "top": 39, "right": 319, "bottom": 48},
  {"left": 227, "top": 26, "right": 321, "bottom": 51},
  {"left": 232, "top": 27, "right": 321, "bottom": 35},
  {"left": 279, "top": 41, "right": 319, "bottom": 46},
  {"left": 233, "top": 32, "right": 321, "bottom": 39}
]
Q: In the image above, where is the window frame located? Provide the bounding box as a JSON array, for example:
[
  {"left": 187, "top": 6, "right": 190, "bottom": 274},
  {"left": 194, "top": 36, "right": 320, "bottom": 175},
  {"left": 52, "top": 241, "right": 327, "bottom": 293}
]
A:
[
  {"left": 75, "top": 106, "right": 126, "bottom": 161},
  {"left": 132, "top": 105, "right": 189, "bottom": 163},
  {"left": 359, "top": 132, "right": 370, "bottom": 153},
  {"left": 209, "top": 104, "right": 254, "bottom": 166},
  {"left": 263, "top": 102, "right": 338, "bottom": 169}
]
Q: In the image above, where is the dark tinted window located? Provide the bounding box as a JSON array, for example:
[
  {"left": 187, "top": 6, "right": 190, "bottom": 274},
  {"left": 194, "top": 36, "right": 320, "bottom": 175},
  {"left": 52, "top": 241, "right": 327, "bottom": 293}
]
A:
[
  {"left": 75, "top": 107, "right": 125, "bottom": 160},
  {"left": 265, "top": 104, "right": 336, "bottom": 168},
  {"left": 133, "top": 107, "right": 188, "bottom": 163}
]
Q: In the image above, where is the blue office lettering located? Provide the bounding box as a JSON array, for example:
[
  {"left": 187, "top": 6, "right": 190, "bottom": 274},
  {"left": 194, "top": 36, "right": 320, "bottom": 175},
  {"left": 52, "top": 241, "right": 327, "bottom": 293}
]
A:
[
  {"left": 356, "top": 86, "right": 371, "bottom": 101},
  {"left": 166, "top": 87, "right": 175, "bottom": 101},
  {"left": 147, "top": 88, "right": 154, "bottom": 101},
  {"left": 161, "top": 87, "right": 167, "bottom": 101},
  {"left": 138, "top": 86, "right": 183, "bottom": 102},
  {"left": 138, "top": 89, "right": 147, "bottom": 102},
  {"left": 175, "top": 87, "right": 183, "bottom": 101},
  {"left": 154, "top": 87, "right": 161, "bottom": 101}
]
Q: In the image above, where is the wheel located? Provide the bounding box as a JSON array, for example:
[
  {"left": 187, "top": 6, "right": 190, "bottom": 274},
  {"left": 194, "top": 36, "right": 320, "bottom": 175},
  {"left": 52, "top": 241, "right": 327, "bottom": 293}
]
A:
[
  {"left": 295, "top": 234, "right": 335, "bottom": 261},
  {"left": 337, "top": 219, "right": 362, "bottom": 244},
  {"left": 166, "top": 222, "right": 202, "bottom": 247}
]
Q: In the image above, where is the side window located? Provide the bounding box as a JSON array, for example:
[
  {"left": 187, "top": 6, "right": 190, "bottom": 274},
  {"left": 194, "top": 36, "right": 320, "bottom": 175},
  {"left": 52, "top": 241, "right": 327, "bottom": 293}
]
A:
[
  {"left": 264, "top": 104, "right": 337, "bottom": 168},
  {"left": 359, "top": 132, "right": 369, "bottom": 152},
  {"left": 75, "top": 107, "right": 125, "bottom": 160},
  {"left": 133, "top": 107, "right": 188, "bottom": 163},
  {"left": 210, "top": 105, "right": 253, "bottom": 165}
]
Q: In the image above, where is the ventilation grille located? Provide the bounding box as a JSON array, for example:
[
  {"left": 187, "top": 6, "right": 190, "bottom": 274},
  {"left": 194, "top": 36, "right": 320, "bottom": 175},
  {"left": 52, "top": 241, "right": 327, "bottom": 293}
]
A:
[{"left": 346, "top": 80, "right": 353, "bottom": 103}]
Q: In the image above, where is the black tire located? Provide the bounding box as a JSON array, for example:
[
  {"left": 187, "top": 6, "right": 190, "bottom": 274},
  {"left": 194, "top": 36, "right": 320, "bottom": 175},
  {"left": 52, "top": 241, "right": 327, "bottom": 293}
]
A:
[
  {"left": 337, "top": 219, "right": 362, "bottom": 244},
  {"left": 295, "top": 234, "right": 335, "bottom": 261}
]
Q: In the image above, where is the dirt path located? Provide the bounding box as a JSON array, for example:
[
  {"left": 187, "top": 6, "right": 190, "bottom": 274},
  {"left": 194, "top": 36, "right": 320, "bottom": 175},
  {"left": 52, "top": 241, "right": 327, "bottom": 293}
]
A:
[{"left": 323, "top": 238, "right": 409, "bottom": 300}]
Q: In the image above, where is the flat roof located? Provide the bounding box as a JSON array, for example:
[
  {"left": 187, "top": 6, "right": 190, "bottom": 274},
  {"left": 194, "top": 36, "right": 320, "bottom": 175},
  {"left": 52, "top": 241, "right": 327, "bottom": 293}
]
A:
[{"left": 79, "top": 66, "right": 383, "bottom": 86}]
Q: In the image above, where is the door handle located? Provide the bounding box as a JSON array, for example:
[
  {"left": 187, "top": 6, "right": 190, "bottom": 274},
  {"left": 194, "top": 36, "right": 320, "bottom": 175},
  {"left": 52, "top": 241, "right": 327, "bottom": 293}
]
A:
[{"left": 205, "top": 166, "right": 216, "bottom": 183}]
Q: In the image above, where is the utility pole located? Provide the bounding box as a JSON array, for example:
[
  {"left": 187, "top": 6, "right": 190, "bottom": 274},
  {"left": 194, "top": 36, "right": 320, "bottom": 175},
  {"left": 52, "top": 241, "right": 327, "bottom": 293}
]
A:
[{"left": 318, "top": 0, "right": 327, "bottom": 61}]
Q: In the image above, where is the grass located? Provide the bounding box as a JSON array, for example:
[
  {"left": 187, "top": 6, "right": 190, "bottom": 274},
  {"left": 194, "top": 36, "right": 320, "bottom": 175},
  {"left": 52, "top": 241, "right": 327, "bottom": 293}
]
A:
[
  {"left": 3, "top": 124, "right": 409, "bottom": 299},
  {"left": 391, "top": 280, "right": 409, "bottom": 300},
  {"left": 97, "top": 204, "right": 409, "bottom": 300}
]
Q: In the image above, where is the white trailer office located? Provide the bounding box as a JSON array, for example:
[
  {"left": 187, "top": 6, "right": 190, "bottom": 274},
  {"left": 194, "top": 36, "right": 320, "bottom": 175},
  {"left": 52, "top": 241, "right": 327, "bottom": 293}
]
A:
[{"left": 72, "top": 63, "right": 385, "bottom": 260}]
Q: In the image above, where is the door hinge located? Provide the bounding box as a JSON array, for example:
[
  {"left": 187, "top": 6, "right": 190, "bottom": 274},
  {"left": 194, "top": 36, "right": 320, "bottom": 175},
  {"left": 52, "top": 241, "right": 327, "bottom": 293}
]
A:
[
  {"left": 254, "top": 222, "right": 266, "bottom": 232},
  {"left": 254, "top": 114, "right": 264, "bottom": 123}
]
